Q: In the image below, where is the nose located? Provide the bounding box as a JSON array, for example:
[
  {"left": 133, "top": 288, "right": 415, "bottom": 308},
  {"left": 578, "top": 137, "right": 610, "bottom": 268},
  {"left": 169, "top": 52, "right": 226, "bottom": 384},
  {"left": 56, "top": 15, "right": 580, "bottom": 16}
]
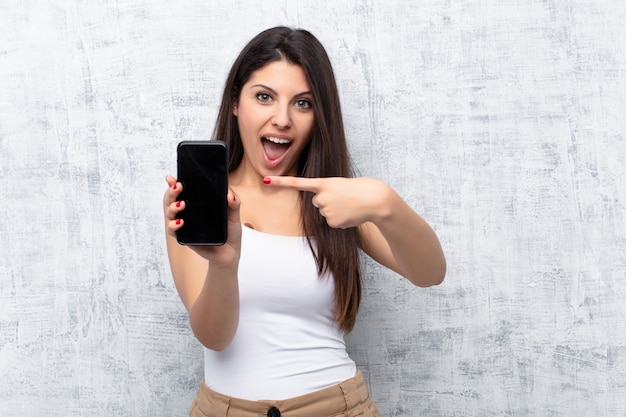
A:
[{"left": 271, "top": 104, "right": 292, "bottom": 129}]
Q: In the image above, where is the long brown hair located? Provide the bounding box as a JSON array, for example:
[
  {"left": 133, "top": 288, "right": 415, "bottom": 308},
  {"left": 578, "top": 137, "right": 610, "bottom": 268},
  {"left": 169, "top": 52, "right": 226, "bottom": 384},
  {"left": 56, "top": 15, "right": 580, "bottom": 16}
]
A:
[{"left": 213, "top": 27, "right": 362, "bottom": 332}]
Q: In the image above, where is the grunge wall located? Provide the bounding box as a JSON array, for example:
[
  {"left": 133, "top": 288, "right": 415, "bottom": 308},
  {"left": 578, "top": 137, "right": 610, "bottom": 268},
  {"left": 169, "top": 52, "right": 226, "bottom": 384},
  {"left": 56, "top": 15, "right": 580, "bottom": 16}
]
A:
[{"left": 1, "top": 1, "right": 624, "bottom": 415}]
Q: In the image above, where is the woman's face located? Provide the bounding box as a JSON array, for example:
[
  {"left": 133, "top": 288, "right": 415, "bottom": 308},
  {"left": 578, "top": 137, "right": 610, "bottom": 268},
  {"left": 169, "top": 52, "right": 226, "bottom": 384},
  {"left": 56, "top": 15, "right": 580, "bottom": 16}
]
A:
[{"left": 233, "top": 60, "right": 315, "bottom": 179}]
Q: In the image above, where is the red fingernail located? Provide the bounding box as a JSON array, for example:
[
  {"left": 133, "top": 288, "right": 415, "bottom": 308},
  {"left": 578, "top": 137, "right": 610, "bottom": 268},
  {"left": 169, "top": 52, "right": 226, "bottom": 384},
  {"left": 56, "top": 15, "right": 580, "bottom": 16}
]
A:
[
  {"left": 263, "top": 177, "right": 271, "bottom": 184},
  {"left": 176, "top": 201, "right": 181, "bottom": 208},
  {"left": 233, "top": 194, "right": 236, "bottom": 202},
  {"left": 173, "top": 183, "right": 177, "bottom": 190},
  {"left": 175, "top": 219, "right": 181, "bottom": 225}
]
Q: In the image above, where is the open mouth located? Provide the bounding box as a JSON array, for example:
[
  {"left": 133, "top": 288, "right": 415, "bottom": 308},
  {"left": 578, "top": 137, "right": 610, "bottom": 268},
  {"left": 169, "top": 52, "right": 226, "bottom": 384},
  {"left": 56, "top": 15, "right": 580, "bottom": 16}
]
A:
[{"left": 262, "top": 136, "right": 292, "bottom": 165}]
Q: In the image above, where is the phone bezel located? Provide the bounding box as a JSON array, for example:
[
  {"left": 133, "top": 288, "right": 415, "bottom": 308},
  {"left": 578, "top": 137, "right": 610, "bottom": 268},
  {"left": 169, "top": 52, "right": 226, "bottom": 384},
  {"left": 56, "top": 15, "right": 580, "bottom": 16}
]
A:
[{"left": 175, "top": 140, "right": 228, "bottom": 246}]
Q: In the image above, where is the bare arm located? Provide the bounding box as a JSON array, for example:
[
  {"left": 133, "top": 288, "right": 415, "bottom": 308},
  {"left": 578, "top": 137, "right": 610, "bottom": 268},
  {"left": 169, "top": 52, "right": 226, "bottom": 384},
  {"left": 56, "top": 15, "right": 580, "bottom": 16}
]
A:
[
  {"left": 163, "top": 176, "right": 242, "bottom": 351},
  {"left": 264, "top": 176, "right": 446, "bottom": 287},
  {"left": 358, "top": 185, "right": 446, "bottom": 287}
]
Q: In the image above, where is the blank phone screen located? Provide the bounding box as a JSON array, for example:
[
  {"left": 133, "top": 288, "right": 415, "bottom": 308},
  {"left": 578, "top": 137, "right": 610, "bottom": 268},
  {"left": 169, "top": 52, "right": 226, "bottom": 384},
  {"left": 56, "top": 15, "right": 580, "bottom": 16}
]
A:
[{"left": 176, "top": 141, "right": 228, "bottom": 245}]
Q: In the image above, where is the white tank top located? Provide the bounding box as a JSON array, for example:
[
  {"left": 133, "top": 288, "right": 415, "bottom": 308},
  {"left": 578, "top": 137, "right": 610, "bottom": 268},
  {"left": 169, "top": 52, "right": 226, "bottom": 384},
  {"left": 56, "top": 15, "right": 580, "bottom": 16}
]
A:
[{"left": 203, "top": 225, "right": 356, "bottom": 400}]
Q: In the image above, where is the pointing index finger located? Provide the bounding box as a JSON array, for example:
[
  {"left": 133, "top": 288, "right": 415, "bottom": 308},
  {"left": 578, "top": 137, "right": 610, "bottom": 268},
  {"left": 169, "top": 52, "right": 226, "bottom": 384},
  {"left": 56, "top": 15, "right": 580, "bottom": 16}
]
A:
[{"left": 264, "top": 176, "right": 322, "bottom": 193}]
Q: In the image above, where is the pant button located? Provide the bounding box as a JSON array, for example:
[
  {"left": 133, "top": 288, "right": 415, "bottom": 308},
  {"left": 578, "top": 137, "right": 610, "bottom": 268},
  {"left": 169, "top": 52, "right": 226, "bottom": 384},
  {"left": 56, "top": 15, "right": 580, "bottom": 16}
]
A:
[{"left": 267, "top": 406, "right": 281, "bottom": 417}]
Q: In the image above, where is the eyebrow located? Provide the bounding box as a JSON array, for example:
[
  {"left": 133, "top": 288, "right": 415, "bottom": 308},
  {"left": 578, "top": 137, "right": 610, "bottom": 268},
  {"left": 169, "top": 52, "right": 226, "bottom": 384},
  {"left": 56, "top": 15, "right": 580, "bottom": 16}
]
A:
[{"left": 250, "top": 83, "right": 312, "bottom": 98}]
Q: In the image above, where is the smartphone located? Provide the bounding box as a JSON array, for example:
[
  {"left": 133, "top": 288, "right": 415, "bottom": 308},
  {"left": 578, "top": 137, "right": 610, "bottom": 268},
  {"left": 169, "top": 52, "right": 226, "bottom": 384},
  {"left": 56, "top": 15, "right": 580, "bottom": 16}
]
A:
[{"left": 176, "top": 140, "right": 228, "bottom": 245}]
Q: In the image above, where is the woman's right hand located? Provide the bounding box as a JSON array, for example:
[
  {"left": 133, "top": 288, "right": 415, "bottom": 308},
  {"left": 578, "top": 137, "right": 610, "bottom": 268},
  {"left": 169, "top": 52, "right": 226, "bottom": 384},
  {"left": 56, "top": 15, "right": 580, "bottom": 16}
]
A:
[
  {"left": 164, "top": 175, "right": 242, "bottom": 350},
  {"left": 163, "top": 175, "right": 242, "bottom": 269}
]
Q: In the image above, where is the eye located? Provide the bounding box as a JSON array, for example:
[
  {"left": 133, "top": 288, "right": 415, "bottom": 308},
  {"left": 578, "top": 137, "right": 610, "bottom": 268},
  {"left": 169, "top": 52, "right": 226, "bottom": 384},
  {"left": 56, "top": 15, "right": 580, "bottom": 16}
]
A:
[
  {"left": 295, "top": 99, "right": 312, "bottom": 110},
  {"left": 256, "top": 92, "right": 272, "bottom": 103}
]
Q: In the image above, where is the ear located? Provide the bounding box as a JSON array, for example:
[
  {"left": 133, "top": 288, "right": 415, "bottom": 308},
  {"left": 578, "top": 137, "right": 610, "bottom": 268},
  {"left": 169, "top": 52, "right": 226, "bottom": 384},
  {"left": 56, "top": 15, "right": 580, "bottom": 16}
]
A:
[{"left": 232, "top": 102, "right": 238, "bottom": 117}]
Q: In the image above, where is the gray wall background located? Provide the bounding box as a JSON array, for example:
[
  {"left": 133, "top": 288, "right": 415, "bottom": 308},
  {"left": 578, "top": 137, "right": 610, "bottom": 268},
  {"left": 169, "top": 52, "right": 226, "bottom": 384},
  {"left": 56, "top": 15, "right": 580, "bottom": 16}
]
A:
[{"left": 1, "top": 1, "right": 625, "bottom": 416}]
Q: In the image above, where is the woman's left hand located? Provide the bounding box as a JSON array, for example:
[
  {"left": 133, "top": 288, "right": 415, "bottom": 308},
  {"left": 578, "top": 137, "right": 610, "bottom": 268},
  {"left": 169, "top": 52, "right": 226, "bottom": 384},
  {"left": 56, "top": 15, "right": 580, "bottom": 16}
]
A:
[
  {"left": 265, "top": 175, "right": 446, "bottom": 287},
  {"left": 263, "top": 176, "right": 392, "bottom": 229}
]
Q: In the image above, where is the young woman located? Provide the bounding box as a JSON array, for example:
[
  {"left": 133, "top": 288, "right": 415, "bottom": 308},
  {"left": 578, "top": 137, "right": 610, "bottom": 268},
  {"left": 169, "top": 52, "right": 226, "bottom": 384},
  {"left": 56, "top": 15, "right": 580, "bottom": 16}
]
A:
[{"left": 163, "top": 26, "right": 446, "bottom": 417}]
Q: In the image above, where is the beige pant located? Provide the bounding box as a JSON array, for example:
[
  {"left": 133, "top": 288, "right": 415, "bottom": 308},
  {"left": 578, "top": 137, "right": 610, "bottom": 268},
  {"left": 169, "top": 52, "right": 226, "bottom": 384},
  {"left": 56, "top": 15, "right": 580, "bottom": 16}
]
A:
[{"left": 189, "top": 370, "right": 380, "bottom": 417}]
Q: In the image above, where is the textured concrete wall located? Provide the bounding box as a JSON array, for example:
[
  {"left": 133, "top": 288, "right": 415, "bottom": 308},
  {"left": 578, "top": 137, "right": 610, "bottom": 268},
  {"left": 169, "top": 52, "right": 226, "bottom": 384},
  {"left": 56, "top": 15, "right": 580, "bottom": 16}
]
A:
[{"left": 1, "top": 1, "right": 625, "bottom": 416}]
